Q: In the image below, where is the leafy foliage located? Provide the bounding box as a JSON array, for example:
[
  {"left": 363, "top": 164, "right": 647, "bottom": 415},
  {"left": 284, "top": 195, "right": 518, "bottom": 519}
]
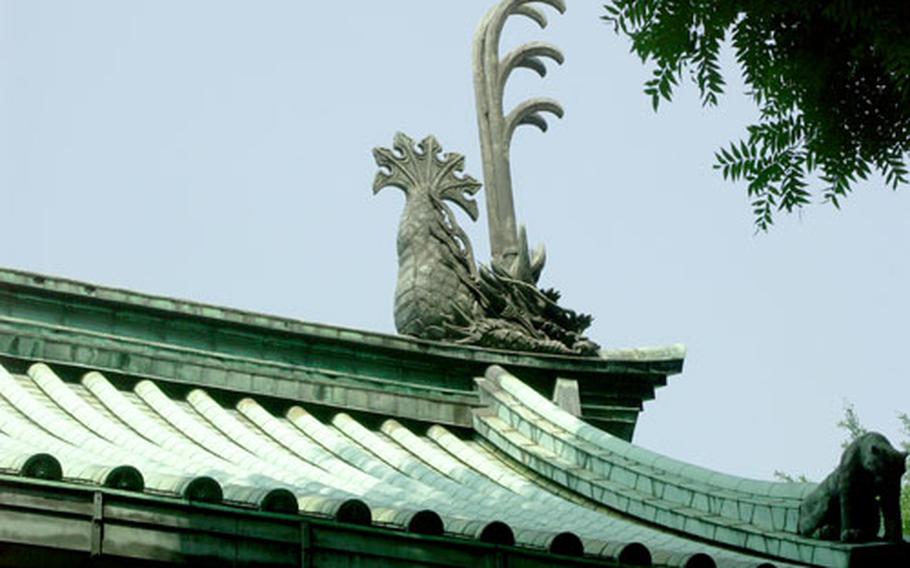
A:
[
  {"left": 898, "top": 413, "right": 910, "bottom": 535},
  {"left": 603, "top": 1, "right": 910, "bottom": 231},
  {"left": 772, "top": 470, "right": 810, "bottom": 484},
  {"left": 837, "top": 401, "right": 867, "bottom": 448}
]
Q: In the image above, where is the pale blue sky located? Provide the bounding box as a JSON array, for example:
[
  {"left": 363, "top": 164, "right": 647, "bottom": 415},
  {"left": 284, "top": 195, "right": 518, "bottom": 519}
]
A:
[{"left": 2, "top": 0, "right": 908, "bottom": 480}]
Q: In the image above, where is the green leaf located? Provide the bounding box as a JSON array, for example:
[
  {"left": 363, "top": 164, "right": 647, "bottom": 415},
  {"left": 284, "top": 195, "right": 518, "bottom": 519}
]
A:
[{"left": 603, "top": 0, "right": 910, "bottom": 230}]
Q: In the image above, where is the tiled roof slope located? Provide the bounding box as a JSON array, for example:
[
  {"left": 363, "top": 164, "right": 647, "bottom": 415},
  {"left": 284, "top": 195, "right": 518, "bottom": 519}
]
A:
[
  {"left": 475, "top": 366, "right": 903, "bottom": 568},
  {"left": 0, "top": 268, "right": 905, "bottom": 567},
  {"left": 0, "top": 360, "right": 785, "bottom": 568}
]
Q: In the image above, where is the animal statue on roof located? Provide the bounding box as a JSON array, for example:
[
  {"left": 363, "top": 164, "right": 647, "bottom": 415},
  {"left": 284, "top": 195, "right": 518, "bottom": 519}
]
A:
[
  {"left": 373, "top": 133, "right": 597, "bottom": 356},
  {"left": 798, "top": 432, "right": 907, "bottom": 542},
  {"left": 373, "top": 0, "right": 598, "bottom": 355}
]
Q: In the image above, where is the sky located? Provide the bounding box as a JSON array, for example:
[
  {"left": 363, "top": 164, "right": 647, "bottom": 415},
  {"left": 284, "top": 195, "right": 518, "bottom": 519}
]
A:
[{"left": 2, "top": 0, "right": 908, "bottom": 481}]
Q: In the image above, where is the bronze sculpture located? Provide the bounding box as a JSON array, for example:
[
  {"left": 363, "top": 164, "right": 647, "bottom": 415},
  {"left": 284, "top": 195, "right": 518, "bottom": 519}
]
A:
[
  {"left": 373, "top": 133, "right": 597, "bottom": 355},
  {"left": 798, "top": 432, "right": 907, "bottom": 542},
  {"left": 373, "top": 0, "right": 597, "bottom": 355},
  {"left": 473, "top": 0, "right": 566, "bottom": 281}
]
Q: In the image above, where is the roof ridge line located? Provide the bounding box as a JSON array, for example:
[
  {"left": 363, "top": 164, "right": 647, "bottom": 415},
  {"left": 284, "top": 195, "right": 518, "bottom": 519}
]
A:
[{"left": 0, "top": 267, "right": 684, "bottom": 369}]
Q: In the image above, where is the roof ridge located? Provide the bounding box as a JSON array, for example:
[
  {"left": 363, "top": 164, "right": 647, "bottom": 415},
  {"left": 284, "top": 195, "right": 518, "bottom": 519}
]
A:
[{"left": 0, "top": 267, "right": 684, "bottom": 368}]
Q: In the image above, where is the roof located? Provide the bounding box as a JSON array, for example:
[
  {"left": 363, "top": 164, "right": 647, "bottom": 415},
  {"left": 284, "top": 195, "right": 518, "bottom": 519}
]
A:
[
  {"left": 0, "top": 268, "right": 681, "bottom": 439},
  {"left": 0, "top": 268, "right": 906, "bottom": 568},
  {"left": 0, "top": 360, "right": 780, "bottom": 567}
]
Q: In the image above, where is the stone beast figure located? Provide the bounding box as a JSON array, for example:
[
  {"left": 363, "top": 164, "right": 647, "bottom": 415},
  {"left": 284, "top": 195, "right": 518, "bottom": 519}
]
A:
[{"left": 798, "top": 432, "right": 907, "bottom": 542}]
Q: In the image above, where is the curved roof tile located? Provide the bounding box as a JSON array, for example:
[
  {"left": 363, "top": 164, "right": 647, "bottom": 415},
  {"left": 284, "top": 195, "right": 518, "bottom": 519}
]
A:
[
  {"left": 475, "top": 366, "right": 862, "bottom": 567},
  {"left": 0, "top": 361, "right": 800, "bottom": 567}
]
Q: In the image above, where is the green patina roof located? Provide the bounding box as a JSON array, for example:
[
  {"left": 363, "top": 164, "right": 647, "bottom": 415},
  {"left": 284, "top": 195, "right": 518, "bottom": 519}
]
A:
[
  {"left": 0, "top": 267, "right": 906, "bottom": 568},
  {"left": 0, "top": 267, "right": 682, "bottom": 439},
  {"left": 0, "top": 360, "right": 778, "bottom": 567},
  {"left": 0, "top": 268, "right": 684, "bottom": 371}
]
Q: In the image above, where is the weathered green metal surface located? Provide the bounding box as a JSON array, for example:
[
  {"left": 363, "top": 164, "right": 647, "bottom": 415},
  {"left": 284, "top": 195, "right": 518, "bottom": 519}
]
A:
[
  {"left": 0, "top": 317, "right": 480, "bottom": 427},
  {"left": 0, "top": 269, "right": 681, "bottom": 372},
  {"left": 0, "top": 358, "right": 788, "bottom": 567},
  {"left": 0, "top": 360, "right": 745, "bottom": 565},
  {"left": 474, "top": 366, "right": 910, "bottom": 568},
  {"left": 1, "top": 267, "right": 904, "bottom": 566},
  {"left": 0, "top": 358, "right": 826, "bottom": 567},
  {"left": 0, "top": 476, "right": 631, "bottom": 567},
  {"left": 0, "top": 268, "right": 682, "bottom": 438}
]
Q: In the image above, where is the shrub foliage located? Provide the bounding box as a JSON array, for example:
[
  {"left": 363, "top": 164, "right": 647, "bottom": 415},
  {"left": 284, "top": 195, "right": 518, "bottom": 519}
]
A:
[{"left": 603, "top": 1, "right": 910, "bottom": 230}]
